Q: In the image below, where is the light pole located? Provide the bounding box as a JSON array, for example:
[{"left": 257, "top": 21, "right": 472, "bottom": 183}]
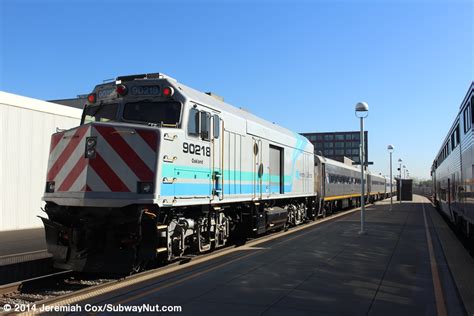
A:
[
  {"left": 403, "top": 165, "right": 406, "bottom": 179},
  {"left": 356, "top": 102, "right": 369, "bottom": 235},
  {"left": 387, "top": 145, "right": 394, "bottom": 211},
  {"left": 398, "top": 158, "right": 402, "bottom": 203}
]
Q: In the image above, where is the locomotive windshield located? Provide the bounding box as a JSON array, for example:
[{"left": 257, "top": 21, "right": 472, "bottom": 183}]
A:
[
  {"left": 83, "top": 103, "right": 119, "bottom": 124},
  {"left": 123, "top": 100, "right": 181, "bottom": 127}
]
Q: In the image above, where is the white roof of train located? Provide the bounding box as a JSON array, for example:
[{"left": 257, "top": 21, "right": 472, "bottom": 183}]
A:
[{"left": 173, "top": 79, "right": 312, "bottom": 150}]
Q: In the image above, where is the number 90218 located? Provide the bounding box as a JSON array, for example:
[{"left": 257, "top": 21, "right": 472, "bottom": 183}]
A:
[{"left": 183, "top": 142, "right": 210, "bottom": 157}]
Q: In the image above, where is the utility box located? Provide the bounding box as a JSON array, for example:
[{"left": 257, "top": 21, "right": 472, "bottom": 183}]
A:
[{"left": 396, "top": 178, "right": 413, "bottom": 201}]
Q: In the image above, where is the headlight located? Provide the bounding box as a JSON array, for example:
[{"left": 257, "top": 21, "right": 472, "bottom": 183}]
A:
[
  {"left": 45, "top": 181, "right": 55, "bottom": 193},
  {"left": 85, "top": 137, "right": 97, "bottom": 159},
  {"left": 85, "top": 148, "right": 96, "bottom": 159},
  {"left": 86, "top": 137, "right": 97, "bottom": 147},
  {"left": 138, "top": 182, "right": 154, "bottom": 194}
]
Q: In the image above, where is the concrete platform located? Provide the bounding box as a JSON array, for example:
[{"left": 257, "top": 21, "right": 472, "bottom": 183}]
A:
[
  {"left": 74, "top": 196, "right": 474, "bottom": 316},
  {"left": 0, "top": 228, "right": 52, "bottom": 284},
  {"left": 0, "top": 228, "right": 46, "bottom": 257}
]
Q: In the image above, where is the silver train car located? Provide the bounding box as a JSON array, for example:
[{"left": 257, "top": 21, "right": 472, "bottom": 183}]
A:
[
  {"left": 432, "top": 82, "right": 474, "bottom": 245},
  {"left": 40, "top": 73, "right": 393, "bottom": 273},
  {"left": 314, "top": 155, "right": 395, "bottom": 216}
]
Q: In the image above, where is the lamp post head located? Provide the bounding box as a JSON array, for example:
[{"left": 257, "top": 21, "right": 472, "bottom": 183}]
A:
[
  {"left": 387, "top": 144, "right": 394, "bottom": 152},
  {"left": 355, "top": 102, "right": 369, "bottom": 112},
  {"left": 355, "top": 102, "right": 369, "bottom": 118},
  {"left": 398, "top": 158, "right": 402, "bottom": 163}
]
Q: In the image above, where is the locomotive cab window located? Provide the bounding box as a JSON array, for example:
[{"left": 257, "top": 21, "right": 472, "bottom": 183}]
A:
[
  {"left": 123, "top": 101, "right": 181, "bottom": 127},
  {"left": 82, "top": 103, "right": 119, "bottom": 124}
]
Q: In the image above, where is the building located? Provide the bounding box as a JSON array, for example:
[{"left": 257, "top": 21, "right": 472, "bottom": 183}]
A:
[
  {"left": 48, "top": 96, "right": 87, "bottom": 110},
  {"left": 0, "top": 92, "right": 82, "bottom": 231},
  {"left": 300, "top": 131, "right": 368, "bottom": 163}
]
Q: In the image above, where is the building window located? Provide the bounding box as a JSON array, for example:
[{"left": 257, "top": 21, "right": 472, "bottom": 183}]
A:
[
  {"left": 352, "top": 134, "right": 360, "bottom": 140},
  {"left": 324, "top": 149, "right": 334, "bottom": 156},
  {"left": 335, "top": 149, "right": 344, "bottom": 155},
  {"left": 335, "top": 142, "right": 344, "bottom": 148},
  {"left": 345, "top": 134, "right": 352, "bottom": 140},
  {"left": 335, "top": 134, "right": 344, "bottom": 140},
  {"left": 324, "top": 134, "right": 334, "bottom": 141},
  {"left": 316, "top": 135, "right": 323, "bottom": 141},
  {"left": 324, "top": 142, "right": 333, "bottom": 148}
]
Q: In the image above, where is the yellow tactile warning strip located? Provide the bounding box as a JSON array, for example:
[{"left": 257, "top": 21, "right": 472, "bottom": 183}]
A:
[{"left": 422, "top": 201, "right": 447, "bottom": 316}]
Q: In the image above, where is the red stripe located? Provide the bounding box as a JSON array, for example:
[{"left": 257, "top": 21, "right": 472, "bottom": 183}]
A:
[
  {"left": 89, "top": 153, "right": 130, "bottom": 192},
  {"left": 80, "top": 185, "right": 93, "bottom": 192},
  {"left": 49, "top": 132, "right": 64, "bottom": 153},
  {"left": 57, "top": 156, "right": 88, "bottom": 191},
  {"left": 136, "top": 129, "right": 158, "bottom": 152},
  {"left": 47, "top": 126, "right": 88, "bottom": 181},
  {"left": 95, "top": 126, "right": 154, "bottom": 181}
]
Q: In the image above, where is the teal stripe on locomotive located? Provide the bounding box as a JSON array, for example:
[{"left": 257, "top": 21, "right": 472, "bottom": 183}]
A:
[
  {"left": 160, "top": 134, "right": 311, "bottom": 197},
  {"left": 160, "top": 183, "right": 293, "bottom": 197},
  {"left": 161, "top": 164, "right": 293, "bottom": 196}
]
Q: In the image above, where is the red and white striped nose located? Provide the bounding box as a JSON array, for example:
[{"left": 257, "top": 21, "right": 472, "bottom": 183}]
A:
[{"left": 45, "top": 123, "right": 159, "bottom": 195}]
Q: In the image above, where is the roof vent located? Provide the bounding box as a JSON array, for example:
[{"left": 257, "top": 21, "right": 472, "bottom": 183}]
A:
[{"left": 205, "top": 92, "right": 224, "bottom": 102}]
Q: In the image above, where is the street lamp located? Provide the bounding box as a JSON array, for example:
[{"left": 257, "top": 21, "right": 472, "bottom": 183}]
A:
[
  {"left": 387, "top": 145, "right": 394, "bottom": 211},
  {"left": 403, "top": 165, "right": 406, "bottom": 179},
  {"left": 398, "top": 158, "right": 402, "bottom": 203},
  {"left": 355, "top": 102, "right": 369, "bottom": 235}
]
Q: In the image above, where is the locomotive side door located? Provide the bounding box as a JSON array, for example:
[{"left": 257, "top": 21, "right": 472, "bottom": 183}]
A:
[
  {"left": 253, "top": 138, "right": 263, "bottom": 200},
  {"left": 211, "top": 113, "right": 223, "bottom": 201}
]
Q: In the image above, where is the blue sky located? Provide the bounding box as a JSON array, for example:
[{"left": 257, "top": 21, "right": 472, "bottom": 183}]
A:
[{"left": 1, "top": 0, "right": 472, "bottom": 179}]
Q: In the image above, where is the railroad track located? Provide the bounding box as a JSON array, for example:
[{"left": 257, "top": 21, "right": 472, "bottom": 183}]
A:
[{"left": 0, "top": 202, "right": 371, "bottom": 313}]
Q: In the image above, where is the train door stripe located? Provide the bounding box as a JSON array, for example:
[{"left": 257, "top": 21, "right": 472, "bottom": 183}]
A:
[
  {"left": 95, "top": 126, "right": 154, "bottom": 181},
  {"left": 89, "top": 153, "right": 130, "bottom": 192},
  {"left": 47, "top": 126, "right": 89, "bottom": 180}
]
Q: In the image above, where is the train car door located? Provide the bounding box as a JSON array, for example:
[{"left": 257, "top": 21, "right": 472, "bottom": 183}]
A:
[
  {"left": 211, "top": 114, "right": 223, "bottom": 200},
  {"left": 269, "top": 145, "right": 284, "bottom": 195},
  {"left": 253, "top": 138, "right": 263, "bottom": 200}
]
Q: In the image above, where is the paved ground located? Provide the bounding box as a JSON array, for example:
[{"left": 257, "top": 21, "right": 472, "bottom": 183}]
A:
[
  {"left": 75, "top": 196, "right": 473, "bottom": 315},
  {"left": 0, "top": 228, "right": 46, "bottom": 257}
]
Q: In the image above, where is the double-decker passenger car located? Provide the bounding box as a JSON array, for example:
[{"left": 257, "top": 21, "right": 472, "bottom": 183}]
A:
[
  {"left": 314, "top": 155, "right": 393, "bottom": 215},
  {"left": 432, "top": 82, "right": 474, "bottom": 244}
]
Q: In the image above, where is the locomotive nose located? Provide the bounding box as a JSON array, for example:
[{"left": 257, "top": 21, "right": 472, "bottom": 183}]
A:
[{"left": 43, "top": 122, "right": 159, "bottom": 206}]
